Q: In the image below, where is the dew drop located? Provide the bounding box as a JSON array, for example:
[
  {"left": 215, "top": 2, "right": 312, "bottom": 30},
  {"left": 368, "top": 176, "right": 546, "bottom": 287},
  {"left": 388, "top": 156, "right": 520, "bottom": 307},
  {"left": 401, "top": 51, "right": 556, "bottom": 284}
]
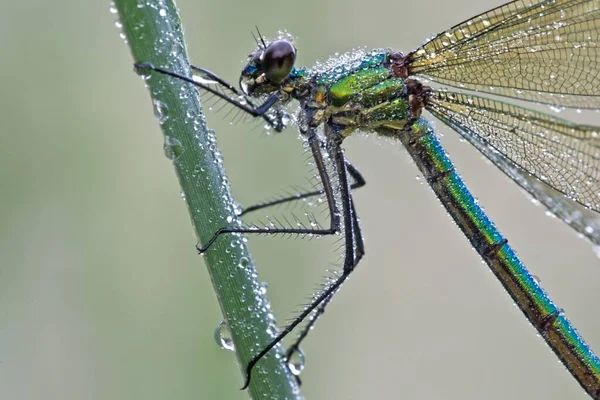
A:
[
  {"left": 593, "top": 245, "right": 600, "bottom": 259},
  {"left": 287, "top": 347, "right": 306, "bottom": 376},
  {"left": 238, "top": 257, "right": 250, "bottom": 269},
  {"left": 258, "top": 281, "right": 268, "bottom": 295},
  {"left": 214, "top": 320, "right": 235, "bottom": 351},
  {"left": 163, "top": 136, "right": 184, "bottom": 160},
  {"left": 159, "top": 8, "right": 167, "bottom": 17},
  {"left": 109, "top": 2, "right": 118, "bottom": 13},
  {"left": 152, "top": 99, "right": 169, "bottom": 124},
  {"left": 171, "top": 42, "right": 182, "bottom": 57}
]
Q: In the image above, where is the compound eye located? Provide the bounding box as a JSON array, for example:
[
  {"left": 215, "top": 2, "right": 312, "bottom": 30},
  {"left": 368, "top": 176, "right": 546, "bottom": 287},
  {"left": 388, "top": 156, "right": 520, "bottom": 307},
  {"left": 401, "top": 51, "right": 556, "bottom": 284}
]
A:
[{"left": 261, "top": 40, "right": 296, "bottom": 83}]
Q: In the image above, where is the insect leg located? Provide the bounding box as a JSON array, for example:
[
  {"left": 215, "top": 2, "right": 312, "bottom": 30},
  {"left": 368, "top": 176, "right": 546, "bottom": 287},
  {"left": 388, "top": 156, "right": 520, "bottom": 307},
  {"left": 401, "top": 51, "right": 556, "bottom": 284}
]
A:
[
  {"left": 284, "top": 186, "right": 364, "bottom": 385},
  {"left": 242, "top": 126, "right": 362, "bottom": 388},
  {"left": 240, "top": 160, "right": 367, "bottom": 216}
]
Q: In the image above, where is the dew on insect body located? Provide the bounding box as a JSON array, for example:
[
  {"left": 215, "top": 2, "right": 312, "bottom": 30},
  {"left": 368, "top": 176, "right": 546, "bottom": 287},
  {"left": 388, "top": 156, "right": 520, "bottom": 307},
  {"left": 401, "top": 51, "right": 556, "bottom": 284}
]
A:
[{"left": 214, "top": 320, "right": 235, "bottom": 351}]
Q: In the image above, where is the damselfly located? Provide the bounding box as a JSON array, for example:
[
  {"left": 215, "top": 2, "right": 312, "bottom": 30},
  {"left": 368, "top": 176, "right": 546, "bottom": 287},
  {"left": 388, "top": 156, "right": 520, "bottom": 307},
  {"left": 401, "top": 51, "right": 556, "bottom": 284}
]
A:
[{"left": 136, "top": 0, "right": 600, "bottom": 397}]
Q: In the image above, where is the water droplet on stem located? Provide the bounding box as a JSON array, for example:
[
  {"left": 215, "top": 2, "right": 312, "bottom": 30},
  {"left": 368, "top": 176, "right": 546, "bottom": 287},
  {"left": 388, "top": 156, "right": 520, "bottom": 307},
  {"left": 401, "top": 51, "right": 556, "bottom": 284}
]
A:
[
  {"left": 214, "top": 320, "right": 235, "bottom": 351},
  {"left": 287, "top": 347, "right": 306, "bottom": 376},
  {"left": 163, "top": 136, "right": 184, "bottom": 160}
]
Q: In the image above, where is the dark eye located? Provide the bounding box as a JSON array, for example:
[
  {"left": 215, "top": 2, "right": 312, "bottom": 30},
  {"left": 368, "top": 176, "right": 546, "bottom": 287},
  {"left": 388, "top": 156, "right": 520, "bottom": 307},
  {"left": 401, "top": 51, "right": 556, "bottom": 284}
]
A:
[{"left": 261, "top": 40, "right": 296, "bottom": 83}]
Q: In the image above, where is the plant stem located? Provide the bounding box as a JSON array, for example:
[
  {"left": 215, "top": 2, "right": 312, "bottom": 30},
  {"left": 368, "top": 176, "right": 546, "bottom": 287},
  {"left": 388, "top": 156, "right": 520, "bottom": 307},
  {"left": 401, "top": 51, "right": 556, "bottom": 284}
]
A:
[{"left": 113, "top": 1, "right": 300, "bottom": 398}]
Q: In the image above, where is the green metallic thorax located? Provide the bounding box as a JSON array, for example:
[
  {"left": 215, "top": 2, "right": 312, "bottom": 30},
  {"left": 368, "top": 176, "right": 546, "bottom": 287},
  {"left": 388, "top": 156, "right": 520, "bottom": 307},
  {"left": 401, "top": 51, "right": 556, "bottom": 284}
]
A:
[{"left": 287, "top": 51, "right": 410, "bottom": 136}]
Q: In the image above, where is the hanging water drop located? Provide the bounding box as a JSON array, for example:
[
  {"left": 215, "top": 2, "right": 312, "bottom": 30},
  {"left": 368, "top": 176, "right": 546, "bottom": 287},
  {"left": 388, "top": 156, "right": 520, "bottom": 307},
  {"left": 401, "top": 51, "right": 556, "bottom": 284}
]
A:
[
  {"left": 152, "top": 99, "right": 169, "bottom": 124},
  {"left": 163, "top": 136, "right": 184, "bottom": 160},
  {"left": 287, "top": 347, "right": 306, "bottom": 376},
  {"left": 214, "top": 320, "right": 235, "bottom": 351}
]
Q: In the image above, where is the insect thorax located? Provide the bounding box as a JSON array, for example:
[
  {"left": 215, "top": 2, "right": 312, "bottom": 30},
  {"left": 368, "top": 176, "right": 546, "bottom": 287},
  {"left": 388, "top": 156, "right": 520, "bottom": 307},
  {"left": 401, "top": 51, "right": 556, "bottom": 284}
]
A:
[{"left": 288, "top": 49, "right": 417, "bottom": 136}]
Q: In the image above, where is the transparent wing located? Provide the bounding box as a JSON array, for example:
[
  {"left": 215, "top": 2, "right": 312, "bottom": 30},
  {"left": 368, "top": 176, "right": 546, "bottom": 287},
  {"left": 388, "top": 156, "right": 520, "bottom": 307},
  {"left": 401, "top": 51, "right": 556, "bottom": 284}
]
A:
[
  {"left": 408, "top": 0, "right": 600, "bottom": 109},
  {"left": 428, "top": 97, "right": 600, "bottom": 244},
  {"left": 427, "top": 91, "right": 600, "bottom": 214}
]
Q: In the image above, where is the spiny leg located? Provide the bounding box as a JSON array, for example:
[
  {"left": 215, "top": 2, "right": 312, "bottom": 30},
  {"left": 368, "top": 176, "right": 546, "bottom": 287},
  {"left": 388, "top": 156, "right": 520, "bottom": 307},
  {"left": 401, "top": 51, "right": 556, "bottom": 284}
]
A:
[
  {"left": 197, "top": 133, "right": 347, "bottom": 253},
  {"left": 189, "top": 65, "right": 244, "bottom": 96},
  {"left": 286, "top": 165, "right": 366, "bottom": 359},
  {"left": 134, "top": 62, "right": 285, "bottom": 131},
  {"left": 136, "top": 62, "right": 328, "bottom": 221},
  {"left": 138, "top": 60, "right": 365, "bottom": 389},
  {"left": 135, "top": 64, "right": 340, "bottom": 253},
  {"left": 240, "top": 160, "right": 367, "bottom": 216},
  {"left": 242, "top": 126, "right": 361, "bottom": 388},
  {"left": 285, "top": 189, "right": 365, "bottom": 385},
  {"left": 196, "top": 224, "right": 337, "bottom": 254}
]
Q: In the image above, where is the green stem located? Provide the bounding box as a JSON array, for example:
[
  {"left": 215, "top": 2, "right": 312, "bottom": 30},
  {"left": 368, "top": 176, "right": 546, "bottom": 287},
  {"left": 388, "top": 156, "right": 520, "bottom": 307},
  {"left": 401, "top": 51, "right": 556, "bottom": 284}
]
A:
[{"left": 113, "top": 1, "right": 300, "bottom": 398}]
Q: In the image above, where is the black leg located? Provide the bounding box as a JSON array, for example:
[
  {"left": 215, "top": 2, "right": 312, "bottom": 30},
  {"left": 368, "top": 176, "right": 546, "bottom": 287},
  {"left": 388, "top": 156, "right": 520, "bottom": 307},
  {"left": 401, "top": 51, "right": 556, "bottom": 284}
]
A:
[
  {"left": 189, "top": 65, "right": 244, "bottom": 96},
  {"left": 196, "top": 225, "right": 337, "bottom": 253},
  {"left": 136, "top": 62, "right": 348, "bottom": 252},
  {"left": 197, "top": 134, "right": 346, "bottom": 254},
  {"left": 134, "top": 62, "right": 285, "bottom": 131},
  {"left": 242, "top": 125, "right": 362, "bottom": 388},
  {"left": 137, "top": 61, "right": 366, "bottom": 389},
  {"left": 240, "top": 160, "right": 367, "bottom": 216},
  {"left": 284, "top": 179, "right": 365, "bottom": 381}
]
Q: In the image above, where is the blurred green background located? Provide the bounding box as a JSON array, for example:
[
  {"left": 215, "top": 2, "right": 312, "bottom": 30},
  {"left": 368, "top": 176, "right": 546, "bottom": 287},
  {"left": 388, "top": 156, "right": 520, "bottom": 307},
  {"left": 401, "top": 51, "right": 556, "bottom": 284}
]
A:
[{"left": 1, "top": 0, "right": 599, "bottom": 399}]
